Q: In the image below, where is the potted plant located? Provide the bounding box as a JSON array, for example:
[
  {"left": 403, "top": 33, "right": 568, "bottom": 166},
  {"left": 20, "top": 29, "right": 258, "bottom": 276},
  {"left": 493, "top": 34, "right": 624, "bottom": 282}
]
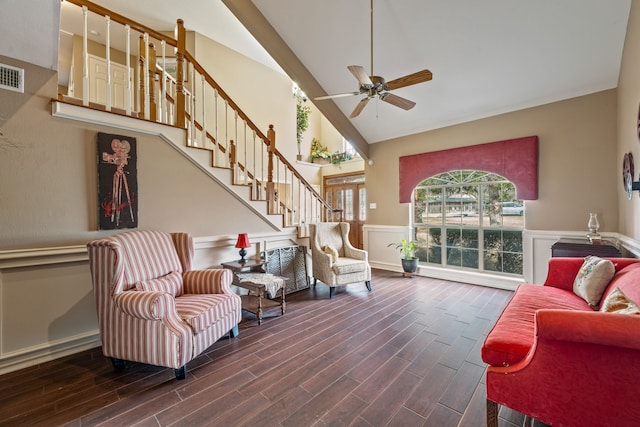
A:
[
  {"left": 388, "top": 239, "right": 419, "bottom": 277},
  {"left": 310, "top": 138, "right": 331, "bottom": 164},
  {"left": 296, "top": 101, "right": 311, "bottom": 161}
]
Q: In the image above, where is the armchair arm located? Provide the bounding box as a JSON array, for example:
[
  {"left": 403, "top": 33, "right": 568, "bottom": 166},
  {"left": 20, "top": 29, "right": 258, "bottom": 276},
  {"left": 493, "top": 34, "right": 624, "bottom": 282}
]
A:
[
  {"left": 344, "top": 245, "right": 367, "bottom": 261},
  {"left": 113, "top": 290, "right": 176, "bottom": 321},
  {"left": 183, "top": 269, "right": 234, "bottom": 295}
]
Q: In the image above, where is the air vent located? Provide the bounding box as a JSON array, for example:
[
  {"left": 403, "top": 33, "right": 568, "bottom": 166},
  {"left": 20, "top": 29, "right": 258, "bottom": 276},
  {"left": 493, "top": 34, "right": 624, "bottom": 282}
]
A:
[{"left": 0, "top": 63, "right": 24, "bottom": 93}]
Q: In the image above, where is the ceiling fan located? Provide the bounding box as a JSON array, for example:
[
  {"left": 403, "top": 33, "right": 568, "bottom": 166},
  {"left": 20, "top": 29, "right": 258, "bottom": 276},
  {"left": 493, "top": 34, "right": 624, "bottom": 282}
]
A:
[{"left": 315, "top": 0, "right": 433, "bottom": 119}]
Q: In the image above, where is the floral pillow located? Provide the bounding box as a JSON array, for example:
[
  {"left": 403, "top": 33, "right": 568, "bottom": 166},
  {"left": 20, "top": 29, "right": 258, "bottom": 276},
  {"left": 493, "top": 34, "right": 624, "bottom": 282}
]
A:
[
  {"left": 600, "top": 287, "right": 640, "bottom": 314},
  {"left": 572, "top": 256, "right": 615, "bottom": 309},
  {"left": 323, "top": 245, "right": 339, "bottom": 263},
  {"left": 135, "top": 271, "right": 183, "bottom": 297}
]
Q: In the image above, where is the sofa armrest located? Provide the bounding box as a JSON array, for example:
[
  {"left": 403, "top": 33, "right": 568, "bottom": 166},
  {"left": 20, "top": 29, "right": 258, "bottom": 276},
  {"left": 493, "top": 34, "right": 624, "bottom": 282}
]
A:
[
  {"left": 535, "top": 308, "right": 640, "bottom": 351},
  {"left": 183, "top": 269, "right": 234, "bottom": 295},
  {"left": 486, "top": 308, "right": 640, "bottom": 426},
  {"left": 114, "top": 290, "right": 176, "bottom": 321}
]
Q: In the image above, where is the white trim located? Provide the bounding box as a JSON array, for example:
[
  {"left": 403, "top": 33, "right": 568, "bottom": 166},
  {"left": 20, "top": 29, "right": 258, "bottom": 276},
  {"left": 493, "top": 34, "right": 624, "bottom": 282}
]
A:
[{"left": 0, "top": 331, "right": 100, "bottom": 376}]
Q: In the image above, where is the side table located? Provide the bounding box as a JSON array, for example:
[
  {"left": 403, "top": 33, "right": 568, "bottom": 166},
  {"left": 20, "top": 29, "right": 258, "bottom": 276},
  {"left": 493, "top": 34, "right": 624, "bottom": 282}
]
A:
[{"left": 221, "top": 259, "right": 286, "bottom": 324}]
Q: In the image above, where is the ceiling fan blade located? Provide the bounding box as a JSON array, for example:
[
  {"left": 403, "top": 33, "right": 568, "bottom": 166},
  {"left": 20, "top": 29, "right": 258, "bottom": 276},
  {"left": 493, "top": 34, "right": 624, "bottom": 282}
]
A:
[
  {"left": 380, "top": 92, "right": 416, "bottom": 110},
  {"left": 385, "top": 69, "right": 433, "bottom": 90},
  {"left": 315, "top": 92, "right": 360, "bottom": 101},
  {"left": 349, "top": 97, "right": 371, "bottom": 118},
  {"left": 347, "top": 65, "right": 373, "bottom": 87}
]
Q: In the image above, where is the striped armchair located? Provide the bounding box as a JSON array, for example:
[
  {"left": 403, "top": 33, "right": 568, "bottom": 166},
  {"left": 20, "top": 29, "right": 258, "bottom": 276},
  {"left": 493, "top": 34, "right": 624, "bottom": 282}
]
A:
[{"left": 87, "top": 230, "right": 241, "bottom": 380}]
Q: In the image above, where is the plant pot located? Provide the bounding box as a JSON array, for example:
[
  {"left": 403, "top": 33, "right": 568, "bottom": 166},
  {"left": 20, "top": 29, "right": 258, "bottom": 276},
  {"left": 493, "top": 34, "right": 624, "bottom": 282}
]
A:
[{"left": 401, "top": 258, "right": 419, "bottom": 277}]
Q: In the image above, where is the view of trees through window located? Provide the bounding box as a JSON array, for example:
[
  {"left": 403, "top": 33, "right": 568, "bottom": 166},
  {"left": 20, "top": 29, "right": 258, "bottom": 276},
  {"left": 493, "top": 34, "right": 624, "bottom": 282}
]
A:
[{"left": 413, "top": 170, "right": 524, "bottom": 275}]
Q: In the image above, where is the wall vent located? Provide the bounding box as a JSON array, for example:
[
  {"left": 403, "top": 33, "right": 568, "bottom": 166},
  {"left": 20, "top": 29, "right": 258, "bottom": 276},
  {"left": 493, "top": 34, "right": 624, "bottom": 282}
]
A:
[{"left": 0, "top": 63, "right": 24, "bottom": 93}]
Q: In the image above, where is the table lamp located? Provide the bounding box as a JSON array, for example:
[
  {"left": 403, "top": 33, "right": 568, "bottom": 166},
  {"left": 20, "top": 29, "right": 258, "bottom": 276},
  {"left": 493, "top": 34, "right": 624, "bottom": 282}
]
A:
[{"left": 235, "top": 233, "right": 250, "bottom": 263}]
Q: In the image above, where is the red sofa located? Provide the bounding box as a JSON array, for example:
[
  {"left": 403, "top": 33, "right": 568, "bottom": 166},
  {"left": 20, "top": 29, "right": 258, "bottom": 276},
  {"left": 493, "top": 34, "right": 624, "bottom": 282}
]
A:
[{"left": 482, "top": 257, "right": 640, "bottom": 427}]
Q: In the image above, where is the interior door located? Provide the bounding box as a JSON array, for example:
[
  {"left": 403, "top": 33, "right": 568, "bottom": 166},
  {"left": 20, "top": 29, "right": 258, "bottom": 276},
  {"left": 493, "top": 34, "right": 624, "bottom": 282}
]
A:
[
  {"left": 89, "top": 54, "right": 131, "bottom": 109},
  {"left": 324, "top": 173, "right": 366, "bottom": 249}
]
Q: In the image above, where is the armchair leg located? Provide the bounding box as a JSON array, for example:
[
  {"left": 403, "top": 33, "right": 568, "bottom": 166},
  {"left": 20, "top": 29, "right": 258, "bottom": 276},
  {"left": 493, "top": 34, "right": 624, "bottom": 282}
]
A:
[
  {"left": 313, "top": 277, "right": 317, "bottom": 286},
  {"left": 365, "top": 280, "right": 371, "bottom": 291},
  {"left": 329, "top": 287, "right": 335, "bottom": 299},
  {"left": 174, "top": 365, "right": 187, "bottom": 380},
  {"left": 487, "top": 399, "right": 499, "bottom": 427},
  {"left": 229, "top": 324, "right": 239, "bottom": 338},
  {"left": 111, "top": 358, "right": 126, "bottom": 370}
]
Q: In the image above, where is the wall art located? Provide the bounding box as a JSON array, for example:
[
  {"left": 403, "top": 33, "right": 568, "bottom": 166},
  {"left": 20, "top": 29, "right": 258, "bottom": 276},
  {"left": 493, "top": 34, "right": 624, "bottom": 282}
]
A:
[{"left": 97, "top": 132, "right": 138, "bottom": 230}]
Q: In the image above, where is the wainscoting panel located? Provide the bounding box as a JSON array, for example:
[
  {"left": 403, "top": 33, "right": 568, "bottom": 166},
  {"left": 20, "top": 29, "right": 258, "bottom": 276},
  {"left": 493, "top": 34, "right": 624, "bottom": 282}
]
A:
[{"left": 0, "top": 231, "right": 300, "bottom": 375}]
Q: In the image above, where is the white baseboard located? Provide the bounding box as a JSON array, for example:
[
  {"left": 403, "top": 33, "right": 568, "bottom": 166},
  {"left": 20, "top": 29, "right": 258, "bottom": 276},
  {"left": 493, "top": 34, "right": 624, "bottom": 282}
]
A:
[{"left": 0, "top": 331, "right": 100, "bottom": 375}]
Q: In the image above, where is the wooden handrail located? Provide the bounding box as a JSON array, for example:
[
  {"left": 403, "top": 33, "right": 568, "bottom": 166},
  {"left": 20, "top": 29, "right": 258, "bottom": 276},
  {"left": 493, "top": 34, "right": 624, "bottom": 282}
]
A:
[
  {"left": 63, "top": 0, "right": 339, "bottom": 227},
  {"left": 64, "top": 0, "right": 177, "bottom": 48}
]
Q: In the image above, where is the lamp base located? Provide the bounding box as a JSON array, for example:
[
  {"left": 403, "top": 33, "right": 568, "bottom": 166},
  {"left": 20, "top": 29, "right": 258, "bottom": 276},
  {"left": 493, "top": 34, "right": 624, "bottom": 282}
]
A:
[{"left": 238, "top": 248, "right": 247, "bottom": 263}]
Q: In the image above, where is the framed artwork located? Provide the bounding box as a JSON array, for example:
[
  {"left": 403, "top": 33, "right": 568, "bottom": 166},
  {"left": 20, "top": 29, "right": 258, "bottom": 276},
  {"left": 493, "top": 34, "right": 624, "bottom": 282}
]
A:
[
  {"left": 97, "top": 132, "right": 138, "bottom": 230},
  {"left": 623, "top": 152, "right": 634, "bottom": 201}
]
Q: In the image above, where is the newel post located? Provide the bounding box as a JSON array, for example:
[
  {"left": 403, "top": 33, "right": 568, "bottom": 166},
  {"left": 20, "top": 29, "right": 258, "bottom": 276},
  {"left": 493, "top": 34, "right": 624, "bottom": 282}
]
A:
[
  {"left": 175, "top": 19, "right": 186, "bottom": 129},
  {"left": 267, "top": 124, "right": 277, "bottom": 214},
  {"left": 148, "top": 43, "right": 157, "bottom": 122}
]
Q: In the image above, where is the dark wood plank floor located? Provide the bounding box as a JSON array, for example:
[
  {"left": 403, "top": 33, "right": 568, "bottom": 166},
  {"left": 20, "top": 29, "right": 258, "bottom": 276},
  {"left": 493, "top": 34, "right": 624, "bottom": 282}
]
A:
[{"left": 0, "top": 269, "right": 538, "bottom": 426}]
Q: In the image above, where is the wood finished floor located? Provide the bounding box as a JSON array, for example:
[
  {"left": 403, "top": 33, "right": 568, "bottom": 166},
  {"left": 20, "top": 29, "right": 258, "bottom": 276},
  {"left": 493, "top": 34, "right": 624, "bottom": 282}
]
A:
[{"left": 0, "top": 269, "right": 538, "bottom": 427}]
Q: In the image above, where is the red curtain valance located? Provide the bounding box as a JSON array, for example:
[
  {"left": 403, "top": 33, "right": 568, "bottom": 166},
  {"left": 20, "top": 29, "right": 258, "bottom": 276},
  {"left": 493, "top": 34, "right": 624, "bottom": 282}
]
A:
[{"left": 398, "top": 136, "right": 538, "bottom": 203}]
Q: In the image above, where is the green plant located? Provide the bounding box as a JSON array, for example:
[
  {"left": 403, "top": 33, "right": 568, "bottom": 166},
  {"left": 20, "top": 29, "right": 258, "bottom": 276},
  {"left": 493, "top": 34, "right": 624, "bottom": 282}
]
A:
[
  {"left": 388, "top": 239, "right": 417, "bottom": 260},
  {"left": 296, "top": 101, "right": 311, "bottom": 154}
]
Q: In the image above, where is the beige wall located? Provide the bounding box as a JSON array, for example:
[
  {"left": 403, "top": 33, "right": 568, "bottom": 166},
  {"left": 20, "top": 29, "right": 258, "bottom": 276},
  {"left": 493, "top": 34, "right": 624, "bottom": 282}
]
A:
[
  {"left": 366, "top": 89, "right": 618, "bottom": 232},
  {"left": 0, "top": 56, "right": 273, "bottom": 251},
  {"left": 618, "top": 0, "right": 640, "bottom": 238}
]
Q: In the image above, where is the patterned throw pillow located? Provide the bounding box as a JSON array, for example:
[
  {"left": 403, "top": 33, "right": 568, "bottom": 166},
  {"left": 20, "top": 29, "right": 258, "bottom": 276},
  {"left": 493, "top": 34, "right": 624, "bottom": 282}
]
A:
[
  {"left": 323, "top": 245, "right": 339, "bottom": 263},
  {"left": 600, "top": 287, "right": 640, "bottom": 314},
  {"left": 135, "top": 271, "right": 183, "bottom": 297},
  {"left": 573, "top": 256, "right": 615, "bottom": 309}
]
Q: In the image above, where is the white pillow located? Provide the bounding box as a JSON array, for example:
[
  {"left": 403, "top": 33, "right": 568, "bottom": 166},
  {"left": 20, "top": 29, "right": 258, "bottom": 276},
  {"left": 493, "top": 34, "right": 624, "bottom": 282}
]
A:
[
  {"left": 573, "top": 256, "right": 615, "bottom": 309},
  {"left": 323, "top": 245, "right": 339, "bottom": 263},
  {"left": 600, "top": 287, "right": 640, "bottom": 314}
]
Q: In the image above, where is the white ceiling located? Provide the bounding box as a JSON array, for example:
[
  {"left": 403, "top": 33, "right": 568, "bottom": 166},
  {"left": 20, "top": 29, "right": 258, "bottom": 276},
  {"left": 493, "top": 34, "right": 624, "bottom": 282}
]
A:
[{"left": 73, "top": 0, "right": 631, "bottom": 145}]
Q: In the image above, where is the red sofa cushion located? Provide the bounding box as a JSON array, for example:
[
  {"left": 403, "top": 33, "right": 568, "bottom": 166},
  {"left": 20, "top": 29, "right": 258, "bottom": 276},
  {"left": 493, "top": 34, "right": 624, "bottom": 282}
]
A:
[
  {"left": 601, "top": 262, "right": 640, "bottom": 306},
  {"left": 482, "top": 284, "right": 590, "bottom": 367}
]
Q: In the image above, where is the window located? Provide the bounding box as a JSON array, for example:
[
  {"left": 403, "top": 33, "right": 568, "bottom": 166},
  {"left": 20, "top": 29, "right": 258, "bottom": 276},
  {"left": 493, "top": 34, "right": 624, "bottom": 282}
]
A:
[{"left": 413, "top": 170, "right": 523, "bottom": 276}]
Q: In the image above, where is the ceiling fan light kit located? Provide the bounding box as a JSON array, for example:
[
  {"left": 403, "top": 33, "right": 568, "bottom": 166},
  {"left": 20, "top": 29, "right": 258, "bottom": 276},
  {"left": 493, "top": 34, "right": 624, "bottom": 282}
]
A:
[{"left": 315, "top": 0, "right": 432, "bottom": 118}]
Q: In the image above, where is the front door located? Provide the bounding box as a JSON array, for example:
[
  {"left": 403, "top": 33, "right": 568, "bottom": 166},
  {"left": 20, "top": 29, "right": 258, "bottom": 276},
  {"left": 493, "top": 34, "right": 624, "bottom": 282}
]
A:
[{"left": 324, "top": 173, "right": 366, "bottom": 249}]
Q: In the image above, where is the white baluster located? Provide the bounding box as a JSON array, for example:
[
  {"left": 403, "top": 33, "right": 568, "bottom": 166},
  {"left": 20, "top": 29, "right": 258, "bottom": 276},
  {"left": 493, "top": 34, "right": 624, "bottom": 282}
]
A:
[
  {"left": 160, "top": 40, "right": 166, "bottom": 123},
  {"left": 105, "top": 15, "right": 111, "bottom": 111},
  {"left": 82, "top": 6, "right": 89, "bottom": 106},
  {"left": 125, "top": 24, "right": 131, "bottom": 115},
  {"left": 201, "top": 74, "right": 206, "bottom": 147}
]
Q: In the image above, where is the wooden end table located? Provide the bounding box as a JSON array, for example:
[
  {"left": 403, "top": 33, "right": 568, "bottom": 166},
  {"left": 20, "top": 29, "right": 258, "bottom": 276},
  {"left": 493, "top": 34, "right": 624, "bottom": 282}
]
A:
[{"left": 221, "top": 260, "right": 286, "bottom": 324}]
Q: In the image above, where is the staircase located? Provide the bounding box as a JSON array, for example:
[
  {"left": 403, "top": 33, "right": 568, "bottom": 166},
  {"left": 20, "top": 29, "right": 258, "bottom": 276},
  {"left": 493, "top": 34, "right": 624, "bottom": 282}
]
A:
[{"left": 56, "top": 0, "right": 340, "bottom": 236}]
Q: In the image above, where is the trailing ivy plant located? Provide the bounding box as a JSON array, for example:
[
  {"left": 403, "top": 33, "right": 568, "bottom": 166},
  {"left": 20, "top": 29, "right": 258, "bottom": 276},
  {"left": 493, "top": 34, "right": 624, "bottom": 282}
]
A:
[{"left": 296, "top": 101, "right": 311, "bottom": 155}]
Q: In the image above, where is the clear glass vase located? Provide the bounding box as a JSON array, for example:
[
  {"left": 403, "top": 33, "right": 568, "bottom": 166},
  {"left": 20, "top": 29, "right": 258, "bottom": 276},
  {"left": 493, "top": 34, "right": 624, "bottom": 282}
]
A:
[{"left": 587, "top": 213, "right": 600, "bottom": 241}]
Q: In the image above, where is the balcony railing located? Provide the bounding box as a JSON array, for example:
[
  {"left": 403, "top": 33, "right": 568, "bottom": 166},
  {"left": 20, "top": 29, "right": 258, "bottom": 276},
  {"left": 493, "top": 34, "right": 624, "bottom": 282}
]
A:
[{"left": 60, "top": 0, "right": 342, "bottom": 234}]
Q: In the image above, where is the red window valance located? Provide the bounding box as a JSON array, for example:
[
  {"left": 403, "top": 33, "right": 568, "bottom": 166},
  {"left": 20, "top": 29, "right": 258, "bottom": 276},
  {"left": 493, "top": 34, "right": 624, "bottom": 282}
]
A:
[{"left": 398, "top": 136, "right": 538, "bottom": 203}]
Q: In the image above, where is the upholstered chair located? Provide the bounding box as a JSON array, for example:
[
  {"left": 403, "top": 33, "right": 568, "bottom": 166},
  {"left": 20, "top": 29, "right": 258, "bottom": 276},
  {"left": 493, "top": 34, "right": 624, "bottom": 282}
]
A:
[
  {"left": 86, "top": 230, "right": 241, "bottom": 380},
  {"left": 309, "top": 222, "right": 372, "bottom": 298}
]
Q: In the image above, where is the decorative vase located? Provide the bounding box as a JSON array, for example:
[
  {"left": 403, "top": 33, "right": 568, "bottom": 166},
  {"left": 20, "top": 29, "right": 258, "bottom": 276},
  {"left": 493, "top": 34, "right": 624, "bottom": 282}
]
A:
[{"left": 587, "top": 213, "right": 600, "bottom": 241}]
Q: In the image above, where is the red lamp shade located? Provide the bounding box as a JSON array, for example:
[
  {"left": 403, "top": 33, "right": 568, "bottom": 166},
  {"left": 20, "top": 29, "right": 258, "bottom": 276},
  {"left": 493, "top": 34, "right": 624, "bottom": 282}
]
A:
[
  {"left": 235, "top": 233, "right": 251, "bottom": 249},
  {"left": 235, "top": 233, "right": 250, "bottom": 262}
]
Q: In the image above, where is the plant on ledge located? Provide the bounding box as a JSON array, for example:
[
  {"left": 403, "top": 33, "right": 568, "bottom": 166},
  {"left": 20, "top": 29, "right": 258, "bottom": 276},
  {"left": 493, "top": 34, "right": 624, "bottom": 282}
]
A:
[{"left": 310, "top": 138, "right": 331, "bottom": 163}]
